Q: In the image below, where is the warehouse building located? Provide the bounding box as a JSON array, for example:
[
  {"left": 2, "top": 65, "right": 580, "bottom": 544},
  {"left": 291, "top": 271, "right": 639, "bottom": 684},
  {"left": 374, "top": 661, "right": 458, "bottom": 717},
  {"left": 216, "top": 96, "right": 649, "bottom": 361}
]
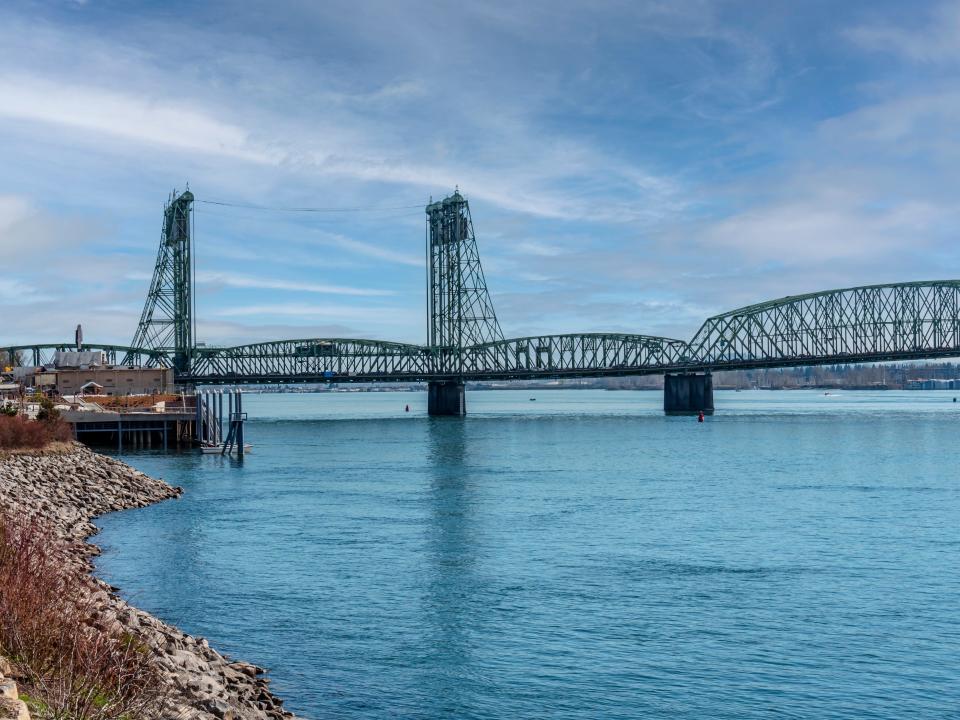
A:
[
  {"left": 55, "top": 366, "right": 174, "bottom": 396},
  {"left": 11, "top": 350, "right": 175, "bottom": 396}
]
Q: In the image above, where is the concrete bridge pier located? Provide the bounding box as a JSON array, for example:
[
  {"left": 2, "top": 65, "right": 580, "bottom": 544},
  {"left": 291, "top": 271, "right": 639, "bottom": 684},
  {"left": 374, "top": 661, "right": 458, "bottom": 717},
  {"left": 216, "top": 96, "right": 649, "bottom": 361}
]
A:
[
  {"left": 664, "top": 373, "right": 714, "bottom": 415},
  {"left": 428, "top": 381, "right": 466, "bottom": 416}
]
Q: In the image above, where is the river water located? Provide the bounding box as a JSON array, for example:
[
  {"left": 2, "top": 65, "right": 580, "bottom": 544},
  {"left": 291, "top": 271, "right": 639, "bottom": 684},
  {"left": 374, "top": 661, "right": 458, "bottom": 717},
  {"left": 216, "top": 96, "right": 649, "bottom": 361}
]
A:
[{"left": 95, "top": 390, "right": 960, "bottom": 719}]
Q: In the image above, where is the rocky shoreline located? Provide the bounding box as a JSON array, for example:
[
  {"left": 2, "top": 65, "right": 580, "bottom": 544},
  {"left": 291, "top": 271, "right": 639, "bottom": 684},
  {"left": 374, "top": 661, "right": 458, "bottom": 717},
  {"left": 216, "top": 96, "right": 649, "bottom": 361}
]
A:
[{"left": 0, "top": 444, "right": 297, "bottom": 720}]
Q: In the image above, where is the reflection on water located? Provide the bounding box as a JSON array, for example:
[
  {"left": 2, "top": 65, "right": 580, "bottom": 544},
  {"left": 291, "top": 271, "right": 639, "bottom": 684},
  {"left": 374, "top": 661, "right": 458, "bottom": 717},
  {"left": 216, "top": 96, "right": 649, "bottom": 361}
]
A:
[
  {"left": 424, "top": 420, "right": 475, "bottom": 715},
  {"left": 95, "top": 390, "right": 960, "bottom": 719}
]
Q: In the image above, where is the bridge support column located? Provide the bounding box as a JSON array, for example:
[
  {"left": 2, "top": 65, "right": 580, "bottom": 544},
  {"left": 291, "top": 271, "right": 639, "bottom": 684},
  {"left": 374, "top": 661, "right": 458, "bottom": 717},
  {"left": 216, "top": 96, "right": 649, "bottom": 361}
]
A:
[
  {"left": 664, "top": 373, "right": 714, "bottom": 415},
  {"left": 428, "top": 381, "right": 466, "bottom": 416}
]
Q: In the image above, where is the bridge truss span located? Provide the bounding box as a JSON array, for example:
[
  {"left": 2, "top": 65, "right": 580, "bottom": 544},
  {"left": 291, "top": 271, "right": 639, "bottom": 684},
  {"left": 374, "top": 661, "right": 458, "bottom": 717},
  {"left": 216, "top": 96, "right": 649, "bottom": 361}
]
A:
[
  {"left": 684, "top": 280, "right": 960, "bottom": 370},
  {"left": 4, "top": 343, "right": 171, "bottom": 369},
  {"left": 457, "top": 333, "right": 691, "bottom": 380},
  {"left": 178, "top": 332, "right": 693, "bottom": 384},
  {"left": 183, "top": 338, "right": 434, "bottom": 384}
]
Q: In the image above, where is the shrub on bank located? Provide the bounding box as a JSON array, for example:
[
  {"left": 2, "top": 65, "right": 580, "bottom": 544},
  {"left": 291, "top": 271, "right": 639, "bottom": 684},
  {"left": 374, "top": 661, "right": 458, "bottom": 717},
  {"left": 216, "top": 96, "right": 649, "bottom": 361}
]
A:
[
  {"left": 0, "top": 512, "right": 165, "bottom": 719},
  {"left": 0, "top": 415, "right": 72, "bottom": 449},
  {"left": 35, "top": 397, "right": 60, "bottom": 423}
]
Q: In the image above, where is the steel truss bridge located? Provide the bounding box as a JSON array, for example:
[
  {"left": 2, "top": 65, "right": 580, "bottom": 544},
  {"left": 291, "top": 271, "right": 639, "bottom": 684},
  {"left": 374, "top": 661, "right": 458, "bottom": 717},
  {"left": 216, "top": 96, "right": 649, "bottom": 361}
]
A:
[{"left": 7, "top": 189, "right": 960, "bottom": 413}]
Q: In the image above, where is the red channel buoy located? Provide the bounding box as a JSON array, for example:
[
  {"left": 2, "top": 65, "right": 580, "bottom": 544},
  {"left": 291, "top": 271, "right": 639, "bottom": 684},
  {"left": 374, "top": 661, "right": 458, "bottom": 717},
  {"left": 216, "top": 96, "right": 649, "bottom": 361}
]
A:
[{"left": 697, "top": 410, "right": 704, "bottom": 423}]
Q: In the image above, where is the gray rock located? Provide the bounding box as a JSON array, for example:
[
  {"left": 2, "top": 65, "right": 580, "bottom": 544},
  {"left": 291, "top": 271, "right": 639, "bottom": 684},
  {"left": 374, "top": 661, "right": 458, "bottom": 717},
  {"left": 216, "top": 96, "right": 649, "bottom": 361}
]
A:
[
  {"left": 202, "top": 696, "right": 234, "bottom": 718},
  {"left": 0, "top": 446, "right": 299, "bottom": 720},
  {"left": 0, "top": 697, "right": 30, "bottom": 720}
]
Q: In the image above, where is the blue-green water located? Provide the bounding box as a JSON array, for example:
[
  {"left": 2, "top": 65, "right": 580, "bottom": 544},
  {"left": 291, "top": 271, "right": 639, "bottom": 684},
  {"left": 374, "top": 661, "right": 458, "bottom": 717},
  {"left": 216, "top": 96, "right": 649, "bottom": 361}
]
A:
[{"left": 95, "top": 390, "right": 960, "bottom": 719}]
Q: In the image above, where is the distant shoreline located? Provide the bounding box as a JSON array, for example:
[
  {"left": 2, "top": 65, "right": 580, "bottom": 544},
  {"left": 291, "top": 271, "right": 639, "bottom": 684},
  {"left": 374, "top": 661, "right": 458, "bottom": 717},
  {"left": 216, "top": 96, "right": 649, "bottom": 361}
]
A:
[{"left": 225, "top": 383, "right": 950, "bottom": 392}]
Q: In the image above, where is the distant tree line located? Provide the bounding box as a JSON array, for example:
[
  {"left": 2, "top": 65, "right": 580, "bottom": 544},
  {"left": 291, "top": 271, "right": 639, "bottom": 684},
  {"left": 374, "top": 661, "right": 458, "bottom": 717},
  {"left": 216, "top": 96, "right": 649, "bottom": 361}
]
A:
[{"left": 555, "top": 362, "right": 960, "bottom": 390}]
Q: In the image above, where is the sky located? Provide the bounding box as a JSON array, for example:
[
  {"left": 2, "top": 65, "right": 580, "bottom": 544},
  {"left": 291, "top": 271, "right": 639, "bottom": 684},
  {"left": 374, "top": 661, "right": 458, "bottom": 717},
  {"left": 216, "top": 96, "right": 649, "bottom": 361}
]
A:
[{"left": 1, "top": 0, "right": 959, "bottom": 348}]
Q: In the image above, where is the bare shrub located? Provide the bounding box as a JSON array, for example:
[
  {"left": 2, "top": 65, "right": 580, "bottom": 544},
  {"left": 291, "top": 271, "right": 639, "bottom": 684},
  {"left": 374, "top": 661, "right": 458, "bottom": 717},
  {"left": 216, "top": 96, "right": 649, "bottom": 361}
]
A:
[
  {"left": 0, "top": 416, "right": 72, "bottom": 449},
  {"left": 0, "top": 512, "right": 166, "bottom": 719}
]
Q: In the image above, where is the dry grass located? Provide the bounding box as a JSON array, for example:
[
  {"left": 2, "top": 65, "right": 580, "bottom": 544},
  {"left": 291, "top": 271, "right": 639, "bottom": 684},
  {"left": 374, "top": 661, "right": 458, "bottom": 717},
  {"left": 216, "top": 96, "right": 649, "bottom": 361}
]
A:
[
  {"left": 0, "top": 512, "right": 166, "bottom": 719},
  {"left": 0, "top": 416, "right": 72, "bottom": 450},
  {"left": 85, "top": 394, "right": 181, "bottom": 410},
  {"left": 0, "top": 441, "right": 77, "bottom": 461}
]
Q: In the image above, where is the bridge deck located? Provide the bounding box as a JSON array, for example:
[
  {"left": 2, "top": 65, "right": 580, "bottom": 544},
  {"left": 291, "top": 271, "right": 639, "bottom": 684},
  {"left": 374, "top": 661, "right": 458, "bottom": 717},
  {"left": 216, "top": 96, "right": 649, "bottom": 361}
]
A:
[{"left": 9, "top": 280, "right": 960, "bottom": 384}]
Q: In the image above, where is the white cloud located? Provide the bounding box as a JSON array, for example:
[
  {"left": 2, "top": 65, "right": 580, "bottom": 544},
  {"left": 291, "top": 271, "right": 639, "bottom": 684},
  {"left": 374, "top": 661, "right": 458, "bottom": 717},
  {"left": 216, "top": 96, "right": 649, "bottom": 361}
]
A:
[
  {"left": 514, "top": 241, "right": 566, "bottom": 257},
  {"left": 0, "top": 278, "right": 52, "bottom": 305},
  {"left": 211, "top": 303, "right": 421, "bottom": 335},
  {"left": 847, "top": 1, "right": 960, "bottom": 64},
  {"left": 698, "top": 197, "right": 946, "bottom": 263},
  {"left": 0, "top": 195, "right": 31, "bottom": 234},
  {"left": 0, "top": 7, "right": 688, "bottom": 224},
  {"left": 195, "top": 320, "right": 362, "bottom": 345},
  {"left": 326, "top": 235, "right": 422, "bottom": 267},
  {"left": 214, "top": 303, "right": 396, "bottom": 318},
  {"left": 0, "top": 193, "right": 105, "bottom": 256},
  {"left": 0, "top": 75, "right": 277, "bottom": 163},
  {"left": 818, "top": 89, "right": 960, "bottom": 156},
  {"left": 196, "top": 271, "right": 395, "bottom": 297}
]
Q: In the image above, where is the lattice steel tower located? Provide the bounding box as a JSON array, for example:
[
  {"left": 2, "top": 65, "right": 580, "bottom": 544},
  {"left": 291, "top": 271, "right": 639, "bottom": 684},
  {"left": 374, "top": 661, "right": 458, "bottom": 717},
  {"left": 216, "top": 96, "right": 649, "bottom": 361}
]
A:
[
  {"left": 128, "top": 189, "right": 195, "bottom": 373},
  {"left": 426, "top": 190, "right": 503, "bottom": 351}
]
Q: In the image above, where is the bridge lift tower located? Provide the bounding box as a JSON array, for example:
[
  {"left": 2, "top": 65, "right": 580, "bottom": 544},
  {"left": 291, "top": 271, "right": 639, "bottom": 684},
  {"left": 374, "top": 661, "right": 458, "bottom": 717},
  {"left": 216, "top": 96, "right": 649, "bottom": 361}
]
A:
[
  {"left": 425, "top": 190, "right": 504, "bottom": 415},
  {"left": 127, "top": 189, "right": 195, "bottom": 374}
]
